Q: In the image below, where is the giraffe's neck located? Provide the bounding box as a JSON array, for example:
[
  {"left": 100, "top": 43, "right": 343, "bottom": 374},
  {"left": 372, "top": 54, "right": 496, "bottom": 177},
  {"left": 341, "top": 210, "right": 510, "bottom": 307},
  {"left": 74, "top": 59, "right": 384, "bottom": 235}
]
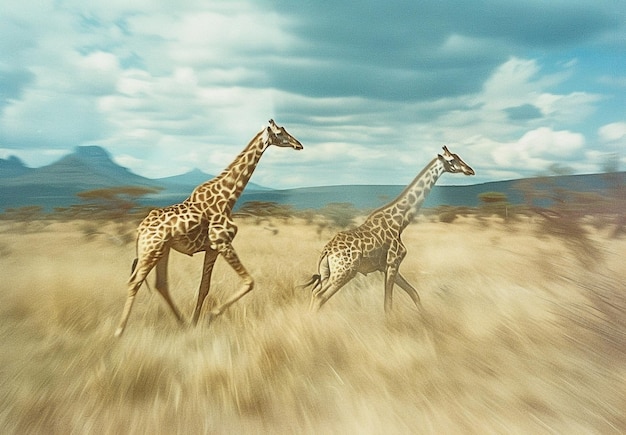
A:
[
  {"left": 190, "top": 131, "right": 267, "bottom": 213},
  {"left": 379, "top": 157, "right": 446, "bottom": 230}
]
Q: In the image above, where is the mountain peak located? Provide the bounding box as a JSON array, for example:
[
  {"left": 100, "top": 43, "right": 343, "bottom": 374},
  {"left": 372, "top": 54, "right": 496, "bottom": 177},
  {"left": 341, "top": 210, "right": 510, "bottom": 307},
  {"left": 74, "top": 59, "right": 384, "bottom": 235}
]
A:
[
  {"left": 74, "top": 145, "right": 111, "bottom": 159},
  {"left": 187, "top": 168, "right": 208, "bottom": 176},
  {"left": 0, "top": 155, "right": 31, "bottom": 178},
  {"left": 34, "top": 145, "right": 154, "bottom": 188},
  {"left": 0, "top": 155, "right": 27, "bottom": 167},
  {"left": 156, "top": 168, "right": 214, "bottom": 186},
  {"left": 65, "top": 145, "right": 121, "bottom": 170}
]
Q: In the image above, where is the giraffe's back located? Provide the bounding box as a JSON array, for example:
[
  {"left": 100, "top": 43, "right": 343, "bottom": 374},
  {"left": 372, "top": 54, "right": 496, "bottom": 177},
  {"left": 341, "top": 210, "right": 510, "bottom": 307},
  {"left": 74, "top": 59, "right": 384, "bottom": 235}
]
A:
[{"left": 137, "top": 203, "right": 210, "bottom": 255}]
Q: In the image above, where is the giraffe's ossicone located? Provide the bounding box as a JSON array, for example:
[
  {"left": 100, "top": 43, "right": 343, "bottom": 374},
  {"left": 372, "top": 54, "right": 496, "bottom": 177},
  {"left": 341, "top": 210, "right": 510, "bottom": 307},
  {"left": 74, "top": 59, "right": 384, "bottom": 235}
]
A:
[
  {"left": 305, "top": 146, "right": 474, "bottom": 312},
  {"left": 114, "top": 120, "right": 303, "bottom": 337}
]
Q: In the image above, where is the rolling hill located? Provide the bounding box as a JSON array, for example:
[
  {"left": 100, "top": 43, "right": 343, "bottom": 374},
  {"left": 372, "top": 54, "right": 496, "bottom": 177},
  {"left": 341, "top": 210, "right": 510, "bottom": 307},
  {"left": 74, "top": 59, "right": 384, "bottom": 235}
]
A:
[
  {"left": 0, "top": 146, "right": 267, "bottom": 211},
  {"left": 0, "top": 145, "right": 624, "bottom": 213},
  {"left": 234, "top": 172, "right": 624, "bottom": 211}
]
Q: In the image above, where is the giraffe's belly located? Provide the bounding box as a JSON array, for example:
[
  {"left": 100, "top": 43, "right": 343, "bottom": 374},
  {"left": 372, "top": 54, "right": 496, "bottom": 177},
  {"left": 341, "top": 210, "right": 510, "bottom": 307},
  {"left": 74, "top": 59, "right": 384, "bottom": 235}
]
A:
[
  {"left": 357, "top": 249, "right": 387, "bottom": 274},
  {"left": 169, "top": 227, "right": 210, "bottom": 256},
  {"left": 170, "top": 240, "right": 205, "bottom": 256}
]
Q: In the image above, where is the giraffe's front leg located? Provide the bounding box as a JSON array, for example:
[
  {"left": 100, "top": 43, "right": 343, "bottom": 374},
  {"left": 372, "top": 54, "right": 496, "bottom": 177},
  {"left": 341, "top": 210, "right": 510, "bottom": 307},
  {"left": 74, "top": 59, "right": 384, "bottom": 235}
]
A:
[
  {"left": 207, "top": 241, "right": 254, "bottom": 322},
  {"left": 154, "top": 249, "right": 185, "bottom": 326},
  {"left": 384, "top": 245, "right": 406, "bottom": 313},
  {"left": 191, "top": 249, "right": 219, "bottom": 325},
  {"left": 384, "top": 265, "right": 399, "bottom": 313}
]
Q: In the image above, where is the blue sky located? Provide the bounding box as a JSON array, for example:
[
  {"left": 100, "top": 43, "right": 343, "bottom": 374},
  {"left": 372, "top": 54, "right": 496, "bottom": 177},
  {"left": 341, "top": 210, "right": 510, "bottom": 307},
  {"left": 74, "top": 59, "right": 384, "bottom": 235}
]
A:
[{"left": 1, "top": 0, "right": 625, "bottom": 188}]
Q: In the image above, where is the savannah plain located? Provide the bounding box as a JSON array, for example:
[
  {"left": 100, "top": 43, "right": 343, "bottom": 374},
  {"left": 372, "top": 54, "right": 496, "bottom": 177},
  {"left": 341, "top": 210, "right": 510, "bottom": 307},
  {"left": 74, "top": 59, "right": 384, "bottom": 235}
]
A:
[{"left": 0, "top": 210, "right": 625, "bottom": 434}]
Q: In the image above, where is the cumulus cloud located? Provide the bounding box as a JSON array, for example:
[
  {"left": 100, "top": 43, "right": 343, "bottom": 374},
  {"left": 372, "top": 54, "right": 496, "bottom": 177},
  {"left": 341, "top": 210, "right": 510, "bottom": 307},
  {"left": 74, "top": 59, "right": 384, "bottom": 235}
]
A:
[
  {"left": 599, "top": 122, "right": 626, "bottom": 143},
  {"left": 0, "top": 0, "right": 623, "bottom": 186},
  {"left": 490, "top": 127, "right": 584, "bottom": 173}
]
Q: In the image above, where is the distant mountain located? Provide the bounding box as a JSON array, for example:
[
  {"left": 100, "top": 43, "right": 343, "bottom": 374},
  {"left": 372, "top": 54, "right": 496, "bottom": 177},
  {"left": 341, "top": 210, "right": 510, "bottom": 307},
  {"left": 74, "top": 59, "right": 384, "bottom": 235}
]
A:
[
  {"left": 1, "top": 144, "right": 623, "bottom": 213},
  {"left": 238, "top": 172, "right": 625, "bottom": 211},
  {"left": 143, "top": 168, "right": 271, "bottom": 208},
  {"left": 156, "top": 168, "right": 216, "bottom": 186},
  {"left": 0, "top": 146, "right": 159, "bottom": 210},
  {"left": 0, "top": 146, "right": 154, "bottom": 189},
  {"left": 154, "top": 168, "right": 269, "bottom": 191},
  {"left": 0, "top": 156, "right": 32, "bottom": 178},
  {"left": 0, "top": 146, "right": 272, "bottom": 211}
]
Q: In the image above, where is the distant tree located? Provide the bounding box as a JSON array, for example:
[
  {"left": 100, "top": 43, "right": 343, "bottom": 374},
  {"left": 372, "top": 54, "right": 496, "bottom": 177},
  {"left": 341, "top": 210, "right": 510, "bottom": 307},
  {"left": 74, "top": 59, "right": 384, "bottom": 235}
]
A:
[
  {"left": 539, "top": 163, "right": 574, "bottom": 177},
  {"left": 478, "top": 191, "right": 512, "bottom": 220},
  {"left": 297, "top": 208, "right": 318, "bottom": 225},
  {"left": 0, "top": 205, "right": 45, "bottom": 231},
  {"left": 478, "top": 191, "right": 508, "bottom": 204},
  {"left": 0, "top": 205, "right": 44, "bottom": 222},
  {"left": 74, "top": 186, "right": 162, "bottom": 219},
  {"left": 514, "top": 176, "right": 601, "bottom": 259},
  {"left": 432, "top": 205, "right": 459, "bottom": 223},
  {"left": 600, "top": 153, "right": 626, "bottom": 237},
  {"left": 601, "top": 152, "right": 620, "bottom": 175},
  {"left": 235, "top": 201, "right": 295, "bottom": 222},
  {"left": 431, "top": 205, "right": 474, "bottom": 223},
  {"left": 319, "top": 202, "right": 359, "bottom": 229}
]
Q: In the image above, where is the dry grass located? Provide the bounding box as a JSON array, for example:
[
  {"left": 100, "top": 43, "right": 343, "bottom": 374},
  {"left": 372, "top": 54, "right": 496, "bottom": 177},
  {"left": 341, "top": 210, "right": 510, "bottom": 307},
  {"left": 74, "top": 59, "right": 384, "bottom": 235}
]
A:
[{"left": 0, "top": 216, "right": 625, "bottom": 434}]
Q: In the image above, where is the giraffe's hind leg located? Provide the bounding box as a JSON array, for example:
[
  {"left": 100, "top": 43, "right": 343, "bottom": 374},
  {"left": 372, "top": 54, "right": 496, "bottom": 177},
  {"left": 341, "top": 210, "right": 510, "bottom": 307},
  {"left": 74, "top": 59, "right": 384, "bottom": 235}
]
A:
[
  {"left": 115, "top": 283, "right": 141, "bottom": 337},
  {"left": 309, "top": 281, "right": 332, "bottom": 311},
  {"left": 309, "top": 281, "right": 345, "bottom": 312},
  {"left": 115, "top": 257, "right": 156, "bottom": 337},
  {"left": 394, "top": 272, "right": 422, "bottom": 310},
  {"left": 309, "top": 270, "right": 355, "bottom": 312}
]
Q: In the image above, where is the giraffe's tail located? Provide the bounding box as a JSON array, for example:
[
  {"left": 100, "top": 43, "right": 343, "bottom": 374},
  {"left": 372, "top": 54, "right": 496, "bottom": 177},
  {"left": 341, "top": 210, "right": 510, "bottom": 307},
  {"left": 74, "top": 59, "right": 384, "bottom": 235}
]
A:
[
  {"left": 300, "top": 252, "right": 330, "bottom": 292},
  {"left": 301, "top": 274, "right": 322, "bottom": 292}
]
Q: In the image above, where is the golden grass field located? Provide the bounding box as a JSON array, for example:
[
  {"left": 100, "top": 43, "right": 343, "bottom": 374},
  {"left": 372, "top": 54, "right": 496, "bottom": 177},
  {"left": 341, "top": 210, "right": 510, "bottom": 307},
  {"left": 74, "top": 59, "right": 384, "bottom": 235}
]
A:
[{"left": 0, "top": 215, "right": 625, "bottom": 434}]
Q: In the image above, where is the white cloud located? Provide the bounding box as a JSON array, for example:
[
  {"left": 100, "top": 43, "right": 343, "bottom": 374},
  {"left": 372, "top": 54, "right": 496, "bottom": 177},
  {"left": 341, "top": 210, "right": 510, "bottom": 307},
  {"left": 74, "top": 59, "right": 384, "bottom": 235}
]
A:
[
  {"left": 124, "top": 5, "right": 296, "bottom": 77},
  {"left": 478, "top": 57, "right": 600, "bottom": 126},
  {"left": 598, "top": 122, "right": 626, "bottom": 142},
  {"left": 519, "top": 127, "right": 584, "bottom": 155},
  {"left": 491, "top": 127, "right": 584, "bottom": 171},
  {"left": 534, "top": 91, "right": 602, "bottom": 123},
  {"left": 481, "top": 58, "right": 543, "bottom": 108},
  {"left": 0, "top": 87, "right": 109, "bottom": 149},
  {"left": 1, "top": 2, "right": 623, "bottom": 188},
  {"left": 598, "top": 75, "right": 626, "bottom": 88},
  {"left": 95, "top": 67, "right": 284, "bottom": 178},
  {"left": 75, "top": 51, "right": 121, "bottom": 95}
]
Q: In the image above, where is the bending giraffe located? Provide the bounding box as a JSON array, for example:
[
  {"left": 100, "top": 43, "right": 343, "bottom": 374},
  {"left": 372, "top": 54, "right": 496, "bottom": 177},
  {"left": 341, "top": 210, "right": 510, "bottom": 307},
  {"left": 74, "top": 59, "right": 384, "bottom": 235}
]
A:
[
  {"left": 114, "top": 120, "right": 303, "bottom": 337},
  {"left": 305, "top": 146, "right": 474, "bottom": 312}
]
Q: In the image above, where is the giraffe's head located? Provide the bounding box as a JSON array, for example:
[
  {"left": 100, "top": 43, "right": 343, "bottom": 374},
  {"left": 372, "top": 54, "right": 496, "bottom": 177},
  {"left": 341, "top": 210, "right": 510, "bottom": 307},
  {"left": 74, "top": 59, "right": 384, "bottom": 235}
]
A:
[
  {"left": 439, "top": 146, "right": 475, "bottom": 176},
  {"left": 262, "top": 119, "right": 304, "bottom": 150}
]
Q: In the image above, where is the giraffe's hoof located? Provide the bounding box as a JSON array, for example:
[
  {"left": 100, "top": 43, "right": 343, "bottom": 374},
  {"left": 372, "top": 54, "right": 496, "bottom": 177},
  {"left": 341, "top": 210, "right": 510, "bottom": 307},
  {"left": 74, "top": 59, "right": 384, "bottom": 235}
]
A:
[{"left": 206, "top": 311, "right": 219, "bottom": 325}]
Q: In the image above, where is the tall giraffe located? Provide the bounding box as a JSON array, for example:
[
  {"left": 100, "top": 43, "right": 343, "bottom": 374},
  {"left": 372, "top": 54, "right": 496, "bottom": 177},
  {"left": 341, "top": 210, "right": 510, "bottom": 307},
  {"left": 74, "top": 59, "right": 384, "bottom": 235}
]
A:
[
  {"left": 305, "top": 146, "right": 474, "bottom": 312},
  {"left": 114, "top": 119, "right": 303, "bottom": 337}
]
